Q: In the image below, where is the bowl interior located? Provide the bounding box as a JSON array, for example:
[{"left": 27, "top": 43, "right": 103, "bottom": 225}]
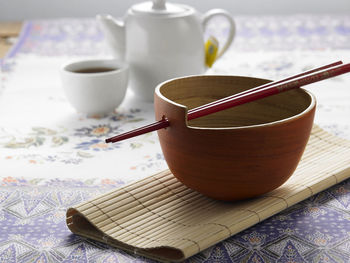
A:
[{"left": 159, "top": 75, "right": 313, "bottom": 128}]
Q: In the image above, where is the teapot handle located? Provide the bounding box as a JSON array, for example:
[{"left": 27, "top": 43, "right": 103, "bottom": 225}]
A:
[{"left": 202, "top": 9, "right": 236, "bottom": 60}]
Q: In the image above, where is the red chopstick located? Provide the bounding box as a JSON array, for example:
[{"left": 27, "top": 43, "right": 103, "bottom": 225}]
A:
[
  {"left": 106, "top": 61, "right": 348, "bottom": 144},
  {"left": 105, "top": 117, "right": 169, "bottom": 143},
  {"left": 189, "top": 61, "right": 342, "bottom": 116},
  {"left": 188, "top": 62, "right": 350, "bottom": 120}
]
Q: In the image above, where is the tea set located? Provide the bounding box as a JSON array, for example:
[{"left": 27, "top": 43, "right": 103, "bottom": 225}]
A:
[{"left": 61, "top": 0, "right": 236, "bottom": 115}]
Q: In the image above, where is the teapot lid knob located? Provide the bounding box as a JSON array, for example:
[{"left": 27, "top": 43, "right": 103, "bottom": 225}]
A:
[
  {"left": 131, "top": 0, "right": 191, "bottom": 16},
  {"left": 152, "top": 0, "right": 166, "bottom": 10}
]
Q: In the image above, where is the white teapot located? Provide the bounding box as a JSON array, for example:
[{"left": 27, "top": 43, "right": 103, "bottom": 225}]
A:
[{"left": 97, "top": 0, "right": 235, "bottom": 101}]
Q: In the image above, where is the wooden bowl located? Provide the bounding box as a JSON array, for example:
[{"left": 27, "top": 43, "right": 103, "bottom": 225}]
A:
[{"left": 154, "top": 75, "right": 316, "bottom": 201}]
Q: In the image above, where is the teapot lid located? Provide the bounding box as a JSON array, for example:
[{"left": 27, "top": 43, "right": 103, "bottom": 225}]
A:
[{"left": 131, "top": 0, "right": 192, "bottom": 16}]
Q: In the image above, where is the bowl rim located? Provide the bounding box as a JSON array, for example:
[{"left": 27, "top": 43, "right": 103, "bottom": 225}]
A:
[{"left": 155, "top": 74, "right": 316, "bottom": 131}]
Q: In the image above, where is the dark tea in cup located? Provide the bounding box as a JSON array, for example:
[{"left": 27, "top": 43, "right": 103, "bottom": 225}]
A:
[{"left": 73, "top": 67, "right": 119, "bottom": 74}]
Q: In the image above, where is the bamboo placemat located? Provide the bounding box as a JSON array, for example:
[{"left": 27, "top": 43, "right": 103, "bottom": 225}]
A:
[{"left": 66, "top": 125, "right": 350, "bottom": 262}]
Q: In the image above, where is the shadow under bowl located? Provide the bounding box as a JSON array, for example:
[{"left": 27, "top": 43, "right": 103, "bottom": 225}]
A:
[{"left": 154, "top": 75, "right": 316, "bottom": 201}]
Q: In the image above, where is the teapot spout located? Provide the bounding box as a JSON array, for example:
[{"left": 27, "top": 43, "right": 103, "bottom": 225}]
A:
[{"left": 96, "top": 14, "right": 125, "bottom": 61}]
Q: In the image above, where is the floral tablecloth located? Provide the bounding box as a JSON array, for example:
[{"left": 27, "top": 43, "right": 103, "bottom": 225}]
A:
[{"left": 1, "top": 15, "right": 350, "bottom": 262}]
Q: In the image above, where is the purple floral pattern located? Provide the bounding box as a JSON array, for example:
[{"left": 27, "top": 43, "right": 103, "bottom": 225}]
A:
[
  {"left": 0, "top": 110, "right": 155, "bottom": 164},
  {"left": 0, "top": 177, "right": 349, "bottom": 262}
]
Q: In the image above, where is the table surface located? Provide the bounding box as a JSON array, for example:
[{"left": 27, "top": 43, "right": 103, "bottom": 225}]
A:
[{"left": 1, "top": 15, "right": 350, "bottom": 263}]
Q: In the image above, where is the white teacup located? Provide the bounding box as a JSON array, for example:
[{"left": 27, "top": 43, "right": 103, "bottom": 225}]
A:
[{"left": 60, "top": 59, "right": 128, "bottom": 116}]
